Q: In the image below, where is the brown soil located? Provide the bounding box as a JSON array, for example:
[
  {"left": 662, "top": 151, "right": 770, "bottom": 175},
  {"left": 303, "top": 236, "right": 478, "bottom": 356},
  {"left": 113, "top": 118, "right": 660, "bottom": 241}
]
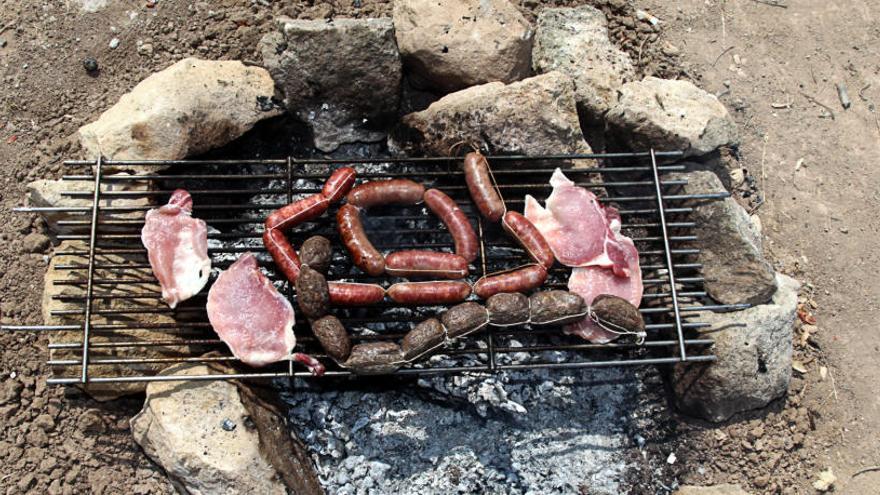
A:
[{"left": 1, "top": 0, "right": 876, "bottom": 494}]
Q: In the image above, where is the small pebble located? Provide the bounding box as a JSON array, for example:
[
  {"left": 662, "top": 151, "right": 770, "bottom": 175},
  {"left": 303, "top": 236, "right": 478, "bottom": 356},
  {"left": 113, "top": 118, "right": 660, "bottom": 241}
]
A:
[
  {"left": 221, "top": 418, "right": 236, "bottom": 431},
  {"left": 82, "top": 57, "right": 99, "bottom": 73},
  {"left": 0, "top": 39, "right": 6, "bottom": 48},
  {"left": 109, "top": 37, "right": 120, "bottom": 49}
]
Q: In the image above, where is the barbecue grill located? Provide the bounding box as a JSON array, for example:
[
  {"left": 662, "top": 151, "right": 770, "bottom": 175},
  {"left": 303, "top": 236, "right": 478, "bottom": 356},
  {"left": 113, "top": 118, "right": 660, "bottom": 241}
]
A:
[{"left": 3, "top": 150, "right": 747, "bottom": 384}]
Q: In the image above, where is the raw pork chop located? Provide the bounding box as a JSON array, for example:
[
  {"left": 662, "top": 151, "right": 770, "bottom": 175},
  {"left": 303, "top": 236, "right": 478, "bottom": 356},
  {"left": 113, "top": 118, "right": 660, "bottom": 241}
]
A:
[
  {"left": 141, "top": 189, "right": 210, "bottom": 308},
  {"left": 524, "top": 169, "right": 631, "bottom": 275},
  {"left": 206, "top": 253, "right": 324, "bottom": 374}
]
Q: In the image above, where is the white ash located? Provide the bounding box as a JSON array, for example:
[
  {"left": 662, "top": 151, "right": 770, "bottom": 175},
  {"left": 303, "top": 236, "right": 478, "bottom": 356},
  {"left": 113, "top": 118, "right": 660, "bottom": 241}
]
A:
[{"left": 279, "top": 363, "right": 643, "bottom": 494}]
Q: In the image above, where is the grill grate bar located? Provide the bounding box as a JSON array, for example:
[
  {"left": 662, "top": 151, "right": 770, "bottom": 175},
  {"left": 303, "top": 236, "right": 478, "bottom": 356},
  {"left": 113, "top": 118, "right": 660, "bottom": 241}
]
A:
[{"left": 8, "top": 150, "right": 736, "bottom": 384}]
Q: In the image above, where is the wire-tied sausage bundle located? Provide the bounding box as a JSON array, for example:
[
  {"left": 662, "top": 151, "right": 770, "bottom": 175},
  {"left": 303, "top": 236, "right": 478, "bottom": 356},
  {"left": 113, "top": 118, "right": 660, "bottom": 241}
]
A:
[{"left": 293, "top": 263, "right": 645, "bottom": 374}]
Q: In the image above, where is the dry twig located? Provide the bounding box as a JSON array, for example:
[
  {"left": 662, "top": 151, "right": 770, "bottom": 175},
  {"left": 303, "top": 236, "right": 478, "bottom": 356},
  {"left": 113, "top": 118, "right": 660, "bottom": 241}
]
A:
[
  {"left": 852, "top": 466, "right": 880, "bottom": 478},
  {"left": 712, "top": 46, "right": 735, "bottom": 67},
  {"left": 751, "top": 0, "right": 788, "bottom": 7},
  {"left": 800, "top": 92, "right": 836, "bottom": 120}
]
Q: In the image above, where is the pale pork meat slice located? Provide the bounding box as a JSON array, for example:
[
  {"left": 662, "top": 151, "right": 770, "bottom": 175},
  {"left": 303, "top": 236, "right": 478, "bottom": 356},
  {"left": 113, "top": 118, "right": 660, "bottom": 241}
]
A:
[
  {"left": 141, "top": 189, "right": 210, "bottom": 308},
  {"left": 206, "top": 253, "right": 324, "bottom": 374},
  {"left": 565, "top": 231, "right": 643, "bottom": 343},
  {"left": 524, "top": 169, "right": 630, "bottom": 275}
]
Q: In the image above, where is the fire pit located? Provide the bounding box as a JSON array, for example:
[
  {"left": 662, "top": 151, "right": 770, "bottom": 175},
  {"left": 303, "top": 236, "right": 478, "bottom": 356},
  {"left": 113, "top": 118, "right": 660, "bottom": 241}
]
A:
[{"left": 7, "top": 150, "right": 742, "bottom": 385}]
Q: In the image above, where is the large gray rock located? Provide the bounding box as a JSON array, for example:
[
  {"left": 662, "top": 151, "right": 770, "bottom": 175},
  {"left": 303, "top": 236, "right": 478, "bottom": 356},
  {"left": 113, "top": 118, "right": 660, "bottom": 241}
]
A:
[
  {"left": 671, "top": 170, "right": 776, "bottom": 305},
  {"left": 43, "top": 241, "right": 193, "bottom": 400},
  {"left": 260, "top": 17, "right": 402, "bottom": 152},
  {"left": 393, "top": 0, "right": 532, "bottom": 93},
  {"left": 27, "top": 175, "right": 154, "bottom": 235},
  {"left": 79, "top": 58, "right": 282, "bottom": 161},
  {"left": 389, "top": 72, "right": 593, "bottom": 158},
  {"left": 673, "top": 273, "right": 799, "bottom": 422},
  {"left": 131, "top": 364, "right": 322, "bottom": 495},
  {"left": 606, "top": 76, "right": 738, "bottom": 156},
  {"left": 532, "top": 6, "right": 636, "bottom": 122}
]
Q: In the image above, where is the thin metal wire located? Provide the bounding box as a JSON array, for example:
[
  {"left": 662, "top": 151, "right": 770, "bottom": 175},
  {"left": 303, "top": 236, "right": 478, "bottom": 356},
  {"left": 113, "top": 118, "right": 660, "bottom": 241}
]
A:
[{"left": 80, "top": 156, "right": 103, "bottom": 383}]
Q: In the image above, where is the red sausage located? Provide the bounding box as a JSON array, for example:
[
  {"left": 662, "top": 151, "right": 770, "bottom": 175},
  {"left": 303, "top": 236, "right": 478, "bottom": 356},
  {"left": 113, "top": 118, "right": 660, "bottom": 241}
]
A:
[
  {"left": 337, "top": 204, "right": 385, "bottom": 277},
  {"left": 346, "top": 179, "right": 425, "bottom": 209},
  {"left": 263, "top": 229, "right": 301, "bottom": 282},
  {"left": 502, "top": 211, "right": 555, "bottom": 269},
  {"left": 328, "top": 282, "right": 386, "bottom": 306},
  {"left": 385, "top": 250, "right": 469, "bottom": 279},
  {"left": 387, "top": 281, "right": 472, "bottom": 305},
  {"left": 423, "top": 188, "right": 478, "bottom": 263},
  {"left": 322, "top": 167, "right": 357, "bottom": 203},
  {"left": 463, "top": 152, "right": 505, "bottom": 223},
  {"left": 473, "top": 265, "right": 548, "bottom": 299},
  {"left": 266, "top": 193, "right": 329, "bottom": 230}
]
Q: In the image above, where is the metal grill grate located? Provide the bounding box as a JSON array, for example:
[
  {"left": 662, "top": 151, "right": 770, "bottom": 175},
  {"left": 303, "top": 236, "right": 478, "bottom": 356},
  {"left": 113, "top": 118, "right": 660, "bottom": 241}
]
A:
[{"left": 4, "top": 151, "right": 746, "bottom": 384}]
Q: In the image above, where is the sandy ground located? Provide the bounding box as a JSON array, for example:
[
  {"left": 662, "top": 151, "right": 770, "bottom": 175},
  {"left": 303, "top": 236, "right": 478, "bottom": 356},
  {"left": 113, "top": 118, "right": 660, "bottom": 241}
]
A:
[
  {"left": 644, "top": 0, "right": 880, "bottom": 492},
  {"left": 0, "top": 0, "right": 877, "bottom": 494}
]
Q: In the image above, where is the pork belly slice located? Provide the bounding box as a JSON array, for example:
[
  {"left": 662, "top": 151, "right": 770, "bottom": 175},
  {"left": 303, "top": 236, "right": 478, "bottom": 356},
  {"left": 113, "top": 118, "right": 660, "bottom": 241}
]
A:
[
  {"left": 141, "top": 189, "right": 210, "bottom": 308},
  {"left": 524, "top": 168, "right": 630, "bottom": 275},
  {"left": 206, "top": 253, "right": 323, "bottom": 374}
]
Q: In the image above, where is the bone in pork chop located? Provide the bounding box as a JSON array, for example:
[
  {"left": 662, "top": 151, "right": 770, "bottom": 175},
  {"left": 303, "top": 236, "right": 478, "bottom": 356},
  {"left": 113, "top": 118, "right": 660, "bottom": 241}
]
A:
[
  {"left": 141, "top": 189, "right": 210, "bottom": 308},
  {"left": 206, "top": 253, "right": 324, "bottom": 374},
  {"left": 524, "top": 169, "right": 631, "bottom": 275}
]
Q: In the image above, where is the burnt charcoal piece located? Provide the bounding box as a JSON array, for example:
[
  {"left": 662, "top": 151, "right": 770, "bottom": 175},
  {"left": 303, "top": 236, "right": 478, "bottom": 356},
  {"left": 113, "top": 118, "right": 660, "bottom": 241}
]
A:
[
  {"left": 529, "top": 290, "right": 587, "bottom": 326},
  {"left": 311, "top": 315, "right": 351, "bottom": 362},
  {"left": 294, "top": 266, "right": 330, "bottom": 320},
  {"left": 344, "top": 342, "right": 404, "bottom": 375},
  {"left": 402, "top": 318, "right": 446, "bottom": 361},
  {"left": 486, "top": 292, "right": 529, "bottom": 326},
  {"left": 590, "top": 294, "right": 645, "bottom": 335},
  {"left": 300, "top": 235, "right": 332, "bottom": 274},
  {"left": 441, "top": 302, "right": 489, "bottom": 338}
]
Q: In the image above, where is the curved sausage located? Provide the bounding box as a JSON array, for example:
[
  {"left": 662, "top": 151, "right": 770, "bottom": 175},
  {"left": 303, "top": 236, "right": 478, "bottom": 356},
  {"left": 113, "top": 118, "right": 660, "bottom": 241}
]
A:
[
  {"left": 473, "top": 264, "right": 548, "bottom": 299},
  {"left": 346, "top": 179, "right": 425, "bottom": 209},
  {"left": 502, "top": 211, "right": 555, "bottom": 269},
  {"left": 337, "top": 204, "right": 385, "bottom": 277},
  {"left": 322, "top": 167, "right": 357, "bottom": 203},
  {"left": 263, "top": 229, "right": 301, "bottom": 283},
  {"left": 327, "top": 282, "right": 386, "bottom": 306},
  {"left": 423, "top": 188, "right": 479, "bottom": 263},
  {"left": 384, "top": 250, "right": 468, "bottom": 279},
  {"left": 265, "top": 193, "right": 328, "bottom": 230},
  {"left": 387, "top": 281, "right": 472, "bottom": 305},
  {"left": 463, "top": 151, "right": 505, "bottom": 222}
]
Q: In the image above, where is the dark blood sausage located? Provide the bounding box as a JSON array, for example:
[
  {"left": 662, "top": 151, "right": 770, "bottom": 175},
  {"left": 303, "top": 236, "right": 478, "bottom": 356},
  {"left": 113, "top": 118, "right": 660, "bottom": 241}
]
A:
[
  {"left": 299, "top": 235, "right": 332, "bottom": 274},
  {"left": 423, "top": 188, "right": 479, "bottom": 263},
  {"left": 344, "top": 342, "right": 404, "bottom": 375},
  {"left": 322, "top": 167, "right": 357, "bottom": 203},
  {"left": 263, "top": 229, "right": 301, "bottom": 282},
  {"left": 311, "top": 315, "right": 352, "bottom": 362},
  {"left": 473, "top": 264, "right": 548, "bottom": 299},
  {"left": 402, "top": 318, "right": 446, "bottom": 361},
  {"left": 346, "top": 179, "right": 425, "bottom": 209},
  {"left": 294, "top": 266, "right": 330, "bottom": 320},
  {"left": 337, "top": 204, "right": 385, "bottom": 276},
  {"left": 327, "top": 282, "right": 386, "bottom": 306},
  {"left": 486, "top": 292, "right": 530, "bottom": 326},
  {"left": 590, "top": 294, "right": 645, "bottom": 334},
  {"left": 502, "top": 211, "right": 555, "bottom": 269},
  {"left": 386, "top": 281, "right": 472, "bottom": 305},
  {"left": 441, "top": 302, "right": 489, "bottom": 338},
  {"left": 384, "top": 250, "right": 469, "bottom": 279},
  {"left": 463, "top": 151, "right": 505, "bottom": 223},
  {"left": 529, "top": 290, "right": 587, "bottom": 326},
  {"left": 265, "top": 193, "right": 329, "bottom": 230}
]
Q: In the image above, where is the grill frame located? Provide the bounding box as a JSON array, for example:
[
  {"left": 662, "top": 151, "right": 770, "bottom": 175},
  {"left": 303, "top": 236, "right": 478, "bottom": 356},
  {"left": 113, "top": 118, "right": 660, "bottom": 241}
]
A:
[{"left": 5, "top": 150, "right": 746, "bottom": 384}]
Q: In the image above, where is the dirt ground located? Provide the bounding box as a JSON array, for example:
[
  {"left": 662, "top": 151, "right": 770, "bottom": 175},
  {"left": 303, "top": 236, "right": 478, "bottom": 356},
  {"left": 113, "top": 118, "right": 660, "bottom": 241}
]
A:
[{"left": 0, "top": 0, "right": 877, "bottom": 494}]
